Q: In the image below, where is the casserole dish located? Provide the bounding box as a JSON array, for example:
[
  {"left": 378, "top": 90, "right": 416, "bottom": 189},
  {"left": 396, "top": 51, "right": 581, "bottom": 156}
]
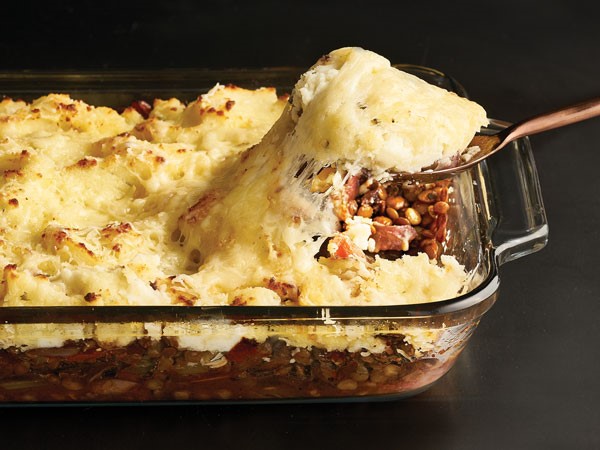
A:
[{"left": 0, "top": 66, "right": 548, "bottom": 404}]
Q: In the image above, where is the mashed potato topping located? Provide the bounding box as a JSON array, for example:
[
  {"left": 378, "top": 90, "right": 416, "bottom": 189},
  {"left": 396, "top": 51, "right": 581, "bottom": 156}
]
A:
[
  {"left": 291, "top": 48, "right": 487, "bottom": 174},
  {"left": 0, "top": 48, "right": 487, "bottom": 314}
]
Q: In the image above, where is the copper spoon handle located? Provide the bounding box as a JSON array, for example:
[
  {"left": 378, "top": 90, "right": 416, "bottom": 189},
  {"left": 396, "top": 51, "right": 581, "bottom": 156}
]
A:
[{"left": 496, "top": 96, "right": 600, "bottom": 151}]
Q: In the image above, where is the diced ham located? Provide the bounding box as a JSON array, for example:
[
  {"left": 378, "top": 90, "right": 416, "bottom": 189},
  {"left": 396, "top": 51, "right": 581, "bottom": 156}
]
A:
[
  {"left": 331, "top": 173, "right": 361, "bottom": 221},
  {"left": 371, "top": 224, "right": 417, "bottom": 252},
  {"left": 327, "top": 233, "right": 366, "bottom": 260},
  {"left": 265, "top": 277, "right": 300, "bottom": 304}
]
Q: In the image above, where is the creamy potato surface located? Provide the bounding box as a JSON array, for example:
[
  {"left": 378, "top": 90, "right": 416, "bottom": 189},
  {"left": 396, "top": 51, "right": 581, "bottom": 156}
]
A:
[{"left": 0, "top": 86, "right": 287, "bottom": 306}]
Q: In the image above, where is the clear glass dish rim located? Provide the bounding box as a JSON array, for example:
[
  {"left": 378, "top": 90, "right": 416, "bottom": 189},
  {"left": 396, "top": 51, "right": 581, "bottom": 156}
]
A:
[
  {"left": 0, "top": 64, "right": 504, "bottom": 322},
  {"left": 0, "top": 64, "right": 466, "bottom": 89},
  {"left": 0, "top": 269, "right": 500, "bottom": 323}
]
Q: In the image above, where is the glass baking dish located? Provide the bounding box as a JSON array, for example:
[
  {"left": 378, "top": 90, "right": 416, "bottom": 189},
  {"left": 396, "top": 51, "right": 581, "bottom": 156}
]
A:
[{"left": 0, "top": 66, "right": 548, "bottom": 404}]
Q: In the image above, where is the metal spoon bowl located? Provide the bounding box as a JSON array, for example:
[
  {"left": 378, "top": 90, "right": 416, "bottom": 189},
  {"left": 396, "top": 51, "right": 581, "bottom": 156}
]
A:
[{"left": 409, "top": 96, "right": 600, "bottom": 180}]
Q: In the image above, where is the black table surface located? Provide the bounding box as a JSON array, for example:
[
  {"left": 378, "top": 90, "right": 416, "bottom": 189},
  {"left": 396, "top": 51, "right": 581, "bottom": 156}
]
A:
[{"left": 1, "top": 1, "right": 599, "bottom": 449}]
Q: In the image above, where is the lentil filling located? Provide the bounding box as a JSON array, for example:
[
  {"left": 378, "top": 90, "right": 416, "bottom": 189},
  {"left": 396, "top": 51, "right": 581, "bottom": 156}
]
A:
[
  {"left": 0, "top": 333, "right": 468, "bottom": 402},
  {"left": 320, "top": 167, "right": 452, "bottom": 262}
]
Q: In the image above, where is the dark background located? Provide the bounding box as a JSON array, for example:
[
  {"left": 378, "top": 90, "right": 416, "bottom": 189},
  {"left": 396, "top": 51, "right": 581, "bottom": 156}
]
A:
[{"left": 1, "top": 0, "right": 599, "bottom": 448}]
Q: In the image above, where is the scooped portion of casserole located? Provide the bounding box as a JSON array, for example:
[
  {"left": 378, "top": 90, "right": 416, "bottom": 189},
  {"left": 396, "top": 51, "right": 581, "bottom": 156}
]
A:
[
  {"left": 0, "top": 47, "right": 487, "bottom": 310},
  {"left": 178, "top": 47, "right": 488, "bottom": 307}
]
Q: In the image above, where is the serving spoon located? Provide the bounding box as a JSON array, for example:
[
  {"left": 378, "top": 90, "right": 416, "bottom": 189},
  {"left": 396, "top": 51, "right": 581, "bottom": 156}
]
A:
[{"left": 409, "top": 96, "right": 600, "bottom": 179}]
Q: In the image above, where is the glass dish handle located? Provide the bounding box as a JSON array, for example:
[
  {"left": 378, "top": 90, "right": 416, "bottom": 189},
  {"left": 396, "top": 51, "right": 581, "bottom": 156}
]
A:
[{"left": 485, "top": 131, "right": 549, "bottom": 266}]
